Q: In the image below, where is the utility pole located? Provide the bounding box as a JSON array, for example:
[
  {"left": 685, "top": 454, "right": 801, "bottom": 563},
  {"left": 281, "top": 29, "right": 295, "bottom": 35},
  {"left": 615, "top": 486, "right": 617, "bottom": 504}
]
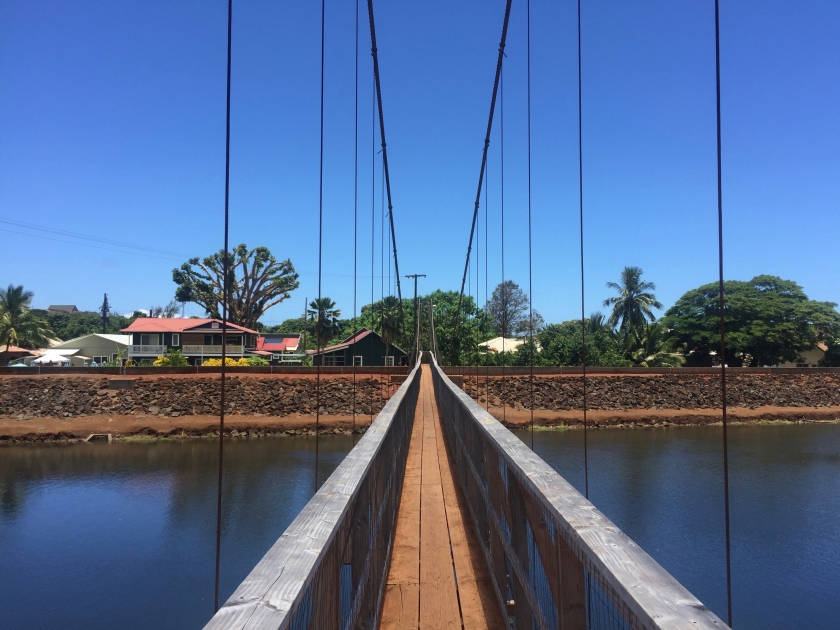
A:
[
  {"left": 405, "top": 274, "right": 426, "bottom": 364},
  {"left": 100, "top": 293, "right": 110, "bottom": 333},
  {"left": 302, "top": 296, "right": 307, "bottom": 358}
]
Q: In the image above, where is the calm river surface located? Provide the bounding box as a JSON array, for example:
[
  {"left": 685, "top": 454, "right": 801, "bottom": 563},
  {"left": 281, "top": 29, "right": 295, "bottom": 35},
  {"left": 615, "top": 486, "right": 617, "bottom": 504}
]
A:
[{"left": 1, "top": 425, "right": 838, "bottom": 629}]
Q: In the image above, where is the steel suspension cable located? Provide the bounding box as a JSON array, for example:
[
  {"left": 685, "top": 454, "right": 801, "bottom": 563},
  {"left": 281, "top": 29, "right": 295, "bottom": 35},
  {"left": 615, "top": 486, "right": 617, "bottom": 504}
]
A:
[
  {"left": 451, "top": 0, "right": 513, "bottom": 365},
  {"left": 501, "top": 66, "right": 506, "bottom": 425},
  {"left": 366, "top": 0, "right": 404, "bottom": 322},
  {"left": 485, "top": 149, "right": 490, "bottom": 409},
  {"left": 576, "top": 0, "right": 589, "bottom": 500},
  {"left": 714, "top": 0, "right": 734, "bottom": 624},
  {"left": 352, "top": 0, "right": 359, "bottom": 444},
  {"left": 370, "top": 74, "right": 375, "bottom": 423},
  {"left": 315, "top": 0, "right": 326, "bottom": 493},
  {"left": 527, "top": 0, "right": 534, "bottom": 451},
  {"left": 213, "top": 0, "right": 233, "bottom": 613}
]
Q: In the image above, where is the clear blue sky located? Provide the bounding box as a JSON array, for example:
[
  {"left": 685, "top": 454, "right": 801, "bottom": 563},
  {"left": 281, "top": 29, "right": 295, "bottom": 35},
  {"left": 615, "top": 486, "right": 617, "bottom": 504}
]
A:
[{"left": 2, "top": 0, "right": 838, "bottom": 326}]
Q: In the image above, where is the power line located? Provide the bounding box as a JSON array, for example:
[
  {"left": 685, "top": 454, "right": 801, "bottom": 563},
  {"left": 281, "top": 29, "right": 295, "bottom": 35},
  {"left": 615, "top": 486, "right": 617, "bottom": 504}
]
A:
[
  {"left": 0, "top": 218, "right": 188, "bottom": 257},
  {"left": 0, "top": 227, "right": 184, "bottom": 262}
]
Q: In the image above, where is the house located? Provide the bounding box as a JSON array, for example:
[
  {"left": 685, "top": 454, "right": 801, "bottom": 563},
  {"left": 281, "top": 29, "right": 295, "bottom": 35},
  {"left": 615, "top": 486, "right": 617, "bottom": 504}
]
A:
[
  {"left": 1, "top": 346, "right": 35, "bottom": 365},
  {"left": 121, "top": 318, "right": 259, "bottom": 365},
  {"left": 47, "top": 305, "right": 79, "bottom": 315},
  {"left": 308, "top": 328, "right": 407, "bottom": 367},
  {"left": 47, "top": 333, "right": 131, "bottom": 366},
  {"left": 251, "top": 333, "right": 303, "bottom": 365},
  {"left": 773, "top": 342, "right": 828, "bottom": 368},
  {"left": 479, "top": 336, "right": 526, "bottom": 354}
]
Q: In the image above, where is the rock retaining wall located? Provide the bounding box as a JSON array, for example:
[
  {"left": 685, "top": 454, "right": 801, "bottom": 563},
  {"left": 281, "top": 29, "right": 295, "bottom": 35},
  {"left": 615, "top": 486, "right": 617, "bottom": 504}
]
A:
[
  {"left": 463, "top": 373, "right": 840, "bottom": 410},
  {"left": 1, "top": 376, "right": 390, "bottom": 419}
]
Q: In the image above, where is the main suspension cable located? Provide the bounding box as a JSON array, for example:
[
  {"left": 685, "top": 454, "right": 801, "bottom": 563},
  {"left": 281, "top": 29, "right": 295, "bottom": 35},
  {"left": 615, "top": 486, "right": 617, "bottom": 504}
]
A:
[
  {"left": 714, "top": 0, "right": 734, "bottom": 624},
  {"left": 213, "top": 0, "right": 233, "bottom": 613},
  {"left": 451, "top": 0, "right": 514, "bottom": 365},
  {"left": 366, "top": 0, "right": 404, "bottom": 321}
]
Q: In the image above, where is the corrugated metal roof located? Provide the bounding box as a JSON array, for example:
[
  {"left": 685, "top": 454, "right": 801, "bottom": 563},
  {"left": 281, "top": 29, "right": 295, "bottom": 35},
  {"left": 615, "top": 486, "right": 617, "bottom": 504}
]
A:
[{"left": 121, "top": 318, "right": 258, "bottom": 335}]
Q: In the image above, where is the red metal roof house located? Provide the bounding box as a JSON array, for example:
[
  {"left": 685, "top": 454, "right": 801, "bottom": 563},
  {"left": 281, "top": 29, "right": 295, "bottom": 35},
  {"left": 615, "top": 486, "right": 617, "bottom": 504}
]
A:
[{"left": 121, "top": 318, "right": 258, "bottom": 364}]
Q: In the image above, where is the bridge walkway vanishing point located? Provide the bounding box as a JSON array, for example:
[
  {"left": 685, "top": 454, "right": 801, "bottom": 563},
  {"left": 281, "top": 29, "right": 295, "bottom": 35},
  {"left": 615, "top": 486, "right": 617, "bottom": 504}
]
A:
[{"left": 380, "top": 365, "right": 504, "bottom": 629}]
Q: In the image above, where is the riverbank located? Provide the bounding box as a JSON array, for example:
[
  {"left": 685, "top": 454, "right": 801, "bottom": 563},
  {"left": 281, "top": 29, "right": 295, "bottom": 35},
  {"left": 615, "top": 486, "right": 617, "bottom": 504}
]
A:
[
  {"left": 2, "top": 405, "right": 839, "bottom": 443},
  {"left": 486, "top": 405, "right": 840, "bottom": 429}
]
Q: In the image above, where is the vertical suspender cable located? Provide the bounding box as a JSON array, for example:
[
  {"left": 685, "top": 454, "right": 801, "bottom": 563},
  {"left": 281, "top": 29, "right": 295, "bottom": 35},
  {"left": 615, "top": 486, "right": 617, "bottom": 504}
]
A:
[
  {"left": 500, "top": 66, "right": 506, "bottom": 426},
  {"left": 714, "top": 0, "right": 734, "bottom": 624},
  {"left": 315, "top": 0, "right": 326, "bottom": 493},
  {"left": 527, "top": 0, "right": 534, "bottom": 451},
  {"left": 485, "top": 150, "right": 490, "bottom": 410},
  {"left": 213, "top": 0, "right": 233, "bottom": 613},
  {"left": 576, "top": 0, "right": 589, "bottom": 500},
  {"left": 370, "top": 75, "right": 375, "bottom": 423},
  {"left": 352, "top": 0, "right": 359, "bottom": 444}
]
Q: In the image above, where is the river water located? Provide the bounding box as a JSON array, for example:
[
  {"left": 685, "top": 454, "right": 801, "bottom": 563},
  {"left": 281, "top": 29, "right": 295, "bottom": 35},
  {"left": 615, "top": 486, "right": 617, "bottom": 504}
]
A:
[{"left": 1, "top": 425, "right": 838, "bottom": 629}]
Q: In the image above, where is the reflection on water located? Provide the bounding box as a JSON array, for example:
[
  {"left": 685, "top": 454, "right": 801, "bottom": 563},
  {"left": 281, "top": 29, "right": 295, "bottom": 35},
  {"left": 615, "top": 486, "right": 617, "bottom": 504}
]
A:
[
  {"left": 0, "top": 436, "right": 353, "bottom": 630},
  {"left": 2, "top": 426, "right": 839, "bottom": 629},
  {"left": 516, "top": 424, "right": 840, "bottom": 630}
]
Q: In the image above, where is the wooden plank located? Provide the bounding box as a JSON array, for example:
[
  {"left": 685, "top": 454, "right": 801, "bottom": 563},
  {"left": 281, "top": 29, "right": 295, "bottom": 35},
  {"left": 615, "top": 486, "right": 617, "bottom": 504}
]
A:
[
  {"left": 419, "top": 479, "right": 461, "bottom": 628},
  {"left": 435, "top": 404, "right": 505, "bottom": 630}
]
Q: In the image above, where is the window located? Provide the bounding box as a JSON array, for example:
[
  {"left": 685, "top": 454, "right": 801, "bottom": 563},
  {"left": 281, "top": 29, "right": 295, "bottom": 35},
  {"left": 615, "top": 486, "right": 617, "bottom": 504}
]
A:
[
  {"left": 226, "top": 335, "right": 242, "bottom": 346},
  {"left": 353, "top": 356, "right": 363, "bottom": 366},
  {"left": 92, "top": 356, "right": 107, "bottom": 364},
  {"left": 140, "top": 334, "right": 160, "bottom": 346},
  {"left": 323, "top": 354, "right": 346, "bottom": 367},
  {"left": 172, "top": 334, "right": 180, "bottom": 346},
  {"left": 272, "top": 354, "right": 281, "bottom": 360},
  {"left": 211, "top": 322, "right": 219, "bottom": 329},
  {"left": 384, "top": 356, "right": 395, "bottom": 367}
]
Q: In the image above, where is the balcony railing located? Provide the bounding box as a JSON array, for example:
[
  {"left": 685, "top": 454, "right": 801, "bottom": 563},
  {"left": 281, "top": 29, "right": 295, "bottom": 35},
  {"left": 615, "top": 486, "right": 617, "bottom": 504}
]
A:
[
  {"left": 128, "top": 345, "right": 167, "bottom": 356},
  {"left": 182, "top": 345, "right": 244, "bottom": 356}
]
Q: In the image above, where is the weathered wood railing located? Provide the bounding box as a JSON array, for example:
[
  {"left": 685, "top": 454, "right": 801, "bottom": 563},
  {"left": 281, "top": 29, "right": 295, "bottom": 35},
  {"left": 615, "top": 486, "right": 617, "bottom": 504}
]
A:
[
  {"left": 203, "top": 361, "right": 421, "bottom": 630},
  {"left": 430, "top": 358, "right": 729, "bottom": 630}
]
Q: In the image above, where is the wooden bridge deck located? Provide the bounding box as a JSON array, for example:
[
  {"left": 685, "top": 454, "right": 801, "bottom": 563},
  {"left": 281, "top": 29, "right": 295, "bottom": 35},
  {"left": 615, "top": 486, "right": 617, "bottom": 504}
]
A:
[{"left": 380, "top": 365, "right": 503, "bottom": 629}]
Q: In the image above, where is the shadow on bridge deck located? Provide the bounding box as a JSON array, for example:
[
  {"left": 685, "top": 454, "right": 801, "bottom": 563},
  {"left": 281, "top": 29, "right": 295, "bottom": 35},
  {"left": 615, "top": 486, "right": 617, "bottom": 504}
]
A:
[{"left": 380, "top": 365, "right": 504, "bottom": 629}]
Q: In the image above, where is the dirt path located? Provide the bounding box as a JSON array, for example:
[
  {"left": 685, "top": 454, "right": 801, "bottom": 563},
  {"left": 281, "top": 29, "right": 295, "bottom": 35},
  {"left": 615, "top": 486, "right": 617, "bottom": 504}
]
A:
[{"left": 0, "top": 413, "right": 378, "bottom": 442}]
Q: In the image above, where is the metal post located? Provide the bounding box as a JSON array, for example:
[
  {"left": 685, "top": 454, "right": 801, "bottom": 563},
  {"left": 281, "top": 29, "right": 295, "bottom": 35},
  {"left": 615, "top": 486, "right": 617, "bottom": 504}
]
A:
[{"left": 405, "top": 274, "right": 425, "bottom": 364}]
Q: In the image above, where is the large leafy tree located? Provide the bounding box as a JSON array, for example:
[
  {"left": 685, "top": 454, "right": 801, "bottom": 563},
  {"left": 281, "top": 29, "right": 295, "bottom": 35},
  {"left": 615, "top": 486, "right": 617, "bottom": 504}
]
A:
[
  {"left": 603, "top": 266, "right": 662, "bottom": 333},
  {"left": 662, "top": 275, "right": 840, "bottom": 366},
  {"left": 173, "top": 244, "right": 299, "bottom": 330},
  {"left": 33, "top": 310, "right": 137, "bottom": 341},
  {"left": 307, "top": 297, "right": 342, "bottom": 349},
  {"left": 0, "top": 285, "right": 54, "bottom": 350},
  {"left": 532, "top": 319, "right": 631, "bottom": 367},
  {"left": 486, "top": 280, "right": 529, "bottom": 338}
]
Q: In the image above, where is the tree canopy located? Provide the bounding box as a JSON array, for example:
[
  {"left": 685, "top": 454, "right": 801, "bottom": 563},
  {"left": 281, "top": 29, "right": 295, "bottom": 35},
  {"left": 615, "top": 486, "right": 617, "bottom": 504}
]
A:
[
  {"left": 662, "top": 275, "right": 840, "bottom": 366},
  {"left": 486, "top": 280, "right": 529, "bottom": 338},
  {"left": 173, "top": 244, "right": 299, "bottom": 330}
]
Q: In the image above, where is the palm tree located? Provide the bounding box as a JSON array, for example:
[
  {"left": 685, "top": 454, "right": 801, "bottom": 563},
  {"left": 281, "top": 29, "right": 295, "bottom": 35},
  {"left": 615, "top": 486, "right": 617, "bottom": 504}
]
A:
[
  {"left": 628, "top": 322, "right": 685, "bottom": 368},
  {"left": 307, "top": 297, "right": 342, "bottom": 349},
  {"left": 0, "top": 285, "right": 54, "bottom": 350},
  {"left": 603, "top": 266, "right": 662, "bottom": 333},
  {"left": 378, "top": 296, "right": 401, "bottom": 366}
]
